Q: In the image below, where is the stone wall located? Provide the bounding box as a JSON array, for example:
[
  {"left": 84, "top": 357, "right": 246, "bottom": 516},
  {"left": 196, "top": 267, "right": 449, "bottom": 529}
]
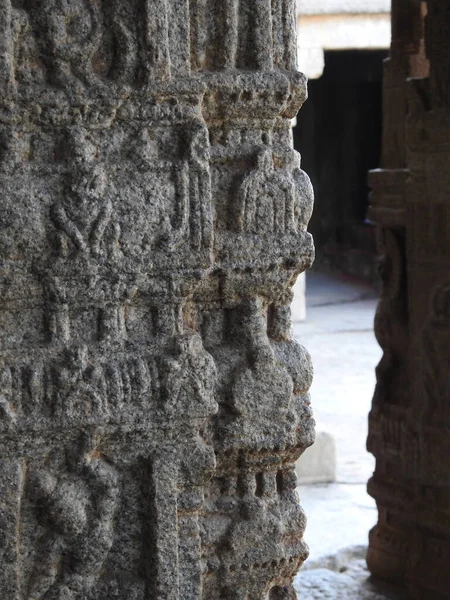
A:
[
  {"left": 0, "top": 2, "right": 314, "bottom": 599},
  {"left": 367, "top": 1, "right": 450, "bottom": 598}
]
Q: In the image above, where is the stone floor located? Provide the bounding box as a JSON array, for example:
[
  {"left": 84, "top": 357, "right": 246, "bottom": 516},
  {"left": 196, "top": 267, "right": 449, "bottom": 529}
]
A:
[
  {"left": 294, "top": 546, "right": 406, "bottom": 600},
  {"left": 291, "top": 272, "right": 398, "bottom": 598}
]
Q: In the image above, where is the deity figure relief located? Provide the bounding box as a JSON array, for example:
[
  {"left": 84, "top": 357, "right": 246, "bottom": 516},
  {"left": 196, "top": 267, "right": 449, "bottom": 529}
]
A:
[
  {"left": 235, "top": 148, "right": 308, "bottom": 235},
  {"left": 27, "top": 434, "right": 119, "bottom": 600},
  {"left": 162, "top": 331, "right": 218, "bottom": 419},
  {"left": 25, "top": 0, "right": 103, "bottom": 90},
  {"left": 51, "top": 128, "right": 113, "bottom": 258}
]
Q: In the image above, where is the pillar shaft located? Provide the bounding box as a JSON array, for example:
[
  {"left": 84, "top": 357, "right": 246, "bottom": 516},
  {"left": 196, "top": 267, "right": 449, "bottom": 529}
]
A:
[
  {"left": 368, "top": 1, "right": 450, "bottom": 598},
  {"left": 0, "top": 2, "right": 314, "bottom": 599}
]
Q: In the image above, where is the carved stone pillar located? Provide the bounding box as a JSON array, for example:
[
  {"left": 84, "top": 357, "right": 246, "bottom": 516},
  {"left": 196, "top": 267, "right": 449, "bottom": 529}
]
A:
[
  {"left": 368, "top": 1, "right": 450, "bottom": 598},
  {"left": 0, "top": 2, "right": 314, "bottom": 599}
]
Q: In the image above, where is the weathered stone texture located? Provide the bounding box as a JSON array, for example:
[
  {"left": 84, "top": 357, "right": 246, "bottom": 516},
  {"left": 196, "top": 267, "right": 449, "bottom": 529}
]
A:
[
  {"left": 0, "top": 1, "right": 314, "bottom": 599},
  {"left": 367, "top": 1, "right": 450, "bottom": 598}
]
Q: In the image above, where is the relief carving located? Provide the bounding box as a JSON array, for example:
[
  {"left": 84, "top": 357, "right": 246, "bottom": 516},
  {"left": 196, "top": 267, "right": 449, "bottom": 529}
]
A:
[
  {"left": 1, "top": 0, "right": 313, "bottom": 597},
  {"left": 103, "top": 0, "right": 140, "bottom": 83},
  {"left": 27, "top": 435, "right": 119, "bottom": 600},
  {"left": 225, "top": 472, "right": 284, "bottom": 568},
  {"left": 220, "top": 0, "right": 273, "bottom": 70},
  {"left": 234, "top": 148, "right": 312, "bottom": 235},
  {"left": 25, "top": 0, "right": 104, "bottom": 90},
  {"left": 186, "top": 124, "right": 213, "bottom": 250},
  {"left": 50, "top": 128, "right": 112, "bottom": 258},
  {"left": 118, "top": 122, "right": 212, "bottom": 256},
  {"left": 161, "top": 331, "right": 218, "bottom": 419},
  {"left": 229, "top": 300, "right": 293, "bottom": 429},
  {"left": 51, "top": 346, "right": 158, "bottom": 421},
  {"left": 54, "top": 346, "right": 108, "bottom": 420}
]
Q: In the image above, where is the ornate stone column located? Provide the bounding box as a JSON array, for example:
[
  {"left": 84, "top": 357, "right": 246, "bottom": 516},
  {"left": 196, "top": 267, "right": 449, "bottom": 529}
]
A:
[
  {"left": 0, "top": 2, "right": 314, "bottom": 599},
  {"left": 368, "top": 1, "right": 450, "bottom": 598}
]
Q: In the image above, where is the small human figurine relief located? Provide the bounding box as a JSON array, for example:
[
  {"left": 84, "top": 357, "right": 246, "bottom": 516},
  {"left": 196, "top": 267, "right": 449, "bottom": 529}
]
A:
[
  {"left": 25, "top": 0, "right": 103, "bottom": 90},
  {"left": 162, "top": 331, "right": 218, "bottom": 419},
  {"left": 187, "top": 123, "right": 213, "bottom": 250},
  {"left": 51, "top": 128, "right": 113, "bottom": 258},
  {"left": 27, "top": 434, "right": 119, "bottom": 600}
]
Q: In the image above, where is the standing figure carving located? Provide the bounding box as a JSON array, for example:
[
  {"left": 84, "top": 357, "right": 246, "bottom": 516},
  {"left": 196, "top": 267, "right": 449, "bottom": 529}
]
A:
[{"left": 187, "top": 124, "right": 213, "bottom": 250}]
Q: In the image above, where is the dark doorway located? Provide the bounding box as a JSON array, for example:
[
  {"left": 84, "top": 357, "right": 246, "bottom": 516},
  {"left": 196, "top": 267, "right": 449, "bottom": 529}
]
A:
[{"left": 294, "top": 49, "right": 388, "bottom": 283}]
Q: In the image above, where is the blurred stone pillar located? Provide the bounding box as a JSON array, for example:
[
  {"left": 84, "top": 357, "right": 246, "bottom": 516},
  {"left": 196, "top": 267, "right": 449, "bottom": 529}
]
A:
[
  {"left": 368, "top": 1, "right": 450, "bottom": 597},
  {"left": 0, "top": 1, "right": 314, "bottom": 599}
]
